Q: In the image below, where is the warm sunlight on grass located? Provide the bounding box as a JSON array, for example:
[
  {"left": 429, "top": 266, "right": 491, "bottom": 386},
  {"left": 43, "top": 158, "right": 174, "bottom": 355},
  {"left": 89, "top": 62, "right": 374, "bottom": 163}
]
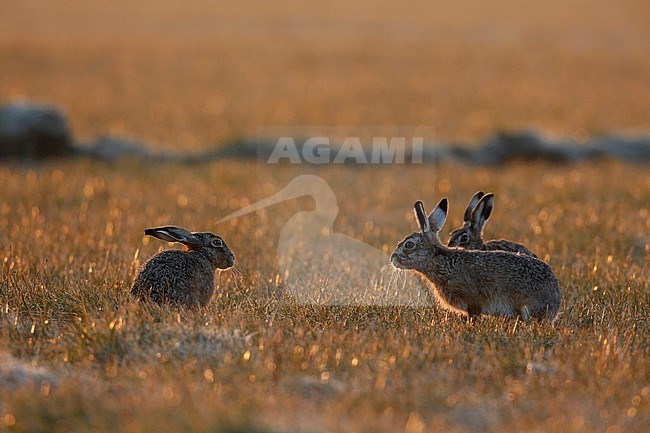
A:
[
  {"left": 1, "top": 1, "right": 649, "bottom": 432},
  {"left": 1, "top": 161, "right": 648, "bottom": 432}
]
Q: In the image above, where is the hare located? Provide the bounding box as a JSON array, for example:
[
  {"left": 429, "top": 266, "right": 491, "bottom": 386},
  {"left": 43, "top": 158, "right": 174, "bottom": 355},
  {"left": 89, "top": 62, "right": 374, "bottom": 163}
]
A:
[
  {"left": 131, "top": 226, "right": 235, "bottom": 307},
  {"left": 391, "top": 198, "right": 560, "bottom": 321},
  {"left": 448, "top": 192, "right": 537, "bottom": 257}
]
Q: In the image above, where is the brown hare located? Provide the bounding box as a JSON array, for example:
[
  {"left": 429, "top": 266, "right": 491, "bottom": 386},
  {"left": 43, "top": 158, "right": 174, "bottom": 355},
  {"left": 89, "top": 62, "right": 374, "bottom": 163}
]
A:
[
  {"left": 131, "top": 226, "right": 235, "bottom": 308},
  {"left": 448, "top": 192, "right": 536, "bottom": 257},
  {"left": 391, "top": 198, "right": 560, "bottom": 321}
]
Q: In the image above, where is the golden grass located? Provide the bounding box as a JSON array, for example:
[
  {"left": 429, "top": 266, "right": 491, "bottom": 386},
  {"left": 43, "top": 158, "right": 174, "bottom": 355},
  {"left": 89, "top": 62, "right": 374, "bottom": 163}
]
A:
[
  {"left": 1, "top": 1, "right": 650, "bottom": 432},
  {"left": 1, "top": 160, "right": 648, "bottom": 432}
]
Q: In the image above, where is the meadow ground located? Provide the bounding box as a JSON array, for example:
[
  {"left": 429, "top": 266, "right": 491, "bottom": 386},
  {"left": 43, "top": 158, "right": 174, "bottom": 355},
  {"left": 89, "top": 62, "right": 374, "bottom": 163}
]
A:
[
  {"left": 1, "top": 161, "right": 648, "bottom": 433},
  {"left": 1, "top": 1, "right": 650, "bottom": 432}
]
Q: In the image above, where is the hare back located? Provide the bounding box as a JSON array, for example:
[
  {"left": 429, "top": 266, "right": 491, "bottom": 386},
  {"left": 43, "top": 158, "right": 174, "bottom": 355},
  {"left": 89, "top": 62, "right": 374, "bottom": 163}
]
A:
[
  {"left": 131, "top": 250, "right": 215, "bottom": 307},
  {"left": 428, "top": 250, "right": 559, "bottom": 319},
  {"left": 451, "top": 250, "right": 555, "bottom": 291},
  {"left": 483, "top": 239, "right": 537, "bottom": 257}
]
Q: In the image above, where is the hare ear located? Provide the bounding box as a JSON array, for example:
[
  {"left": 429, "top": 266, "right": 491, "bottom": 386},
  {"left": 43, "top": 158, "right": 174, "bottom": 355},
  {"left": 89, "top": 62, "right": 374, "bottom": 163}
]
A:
[
  {"left": 414, "top": 201, "right": 430, "bottom": 232},
  {"left": 470, "top": 193, "right": 494, "bottom": 231},
  {"left": 470, "top": 196, "right": 486, "bottom": 228},
  {"left": 463, "top": 191, "right": 485, "bottom": 222},
  {"left": 481, "top": 193, "right": 494, "bottom": 223},
  {"left": 145, "top": 226, "right": 200, "bottom": 247},
  {"left": 428, "top": 198, "right": 448, "bottom": 233}
]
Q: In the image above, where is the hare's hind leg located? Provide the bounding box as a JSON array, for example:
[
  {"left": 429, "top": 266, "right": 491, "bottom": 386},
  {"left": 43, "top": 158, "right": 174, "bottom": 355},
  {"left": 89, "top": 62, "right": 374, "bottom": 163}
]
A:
[
  {"left": 467, "top": 304, "right": 481, "bottom": 317},
  {"left": 466, "top": 303, "right": 482, "bottom": 323}
]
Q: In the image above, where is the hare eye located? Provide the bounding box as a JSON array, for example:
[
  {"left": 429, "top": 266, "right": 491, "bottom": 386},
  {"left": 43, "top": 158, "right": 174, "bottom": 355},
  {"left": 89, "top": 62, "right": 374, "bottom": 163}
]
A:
[
  {"left": 211, "top": 238, "right": 223, "bottom": 248},
  {"left": 404, "top": 240, "right": 416, "bottom": 250},
  {"left": 459, "top": 234, "right": 469, "bottom": 243}
]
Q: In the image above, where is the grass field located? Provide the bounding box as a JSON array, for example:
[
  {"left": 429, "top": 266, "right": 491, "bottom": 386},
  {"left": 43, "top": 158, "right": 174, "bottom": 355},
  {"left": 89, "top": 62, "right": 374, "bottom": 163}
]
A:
[
  {"left": 1, "top": 1, "right": 650, "bottom": 432},
  {"left": 2, "top": 1, "right": 650, "bottom": 147}
]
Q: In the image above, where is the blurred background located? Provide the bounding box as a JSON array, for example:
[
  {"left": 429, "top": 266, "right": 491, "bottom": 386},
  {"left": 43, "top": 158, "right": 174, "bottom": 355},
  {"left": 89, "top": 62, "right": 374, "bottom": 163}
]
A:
[
  {"left": 1, "top": 4, "right": 649, "bottom": 433},
  {"left": 1, "top": 0, "right": 649, "bottom": 152}
]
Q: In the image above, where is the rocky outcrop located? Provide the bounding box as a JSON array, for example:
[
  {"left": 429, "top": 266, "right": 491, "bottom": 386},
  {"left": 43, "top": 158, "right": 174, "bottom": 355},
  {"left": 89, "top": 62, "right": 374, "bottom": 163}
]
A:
[
  {"left": 0, "top": 102, "right": 73, "bottom": 159},
  {"left": 1, "top": 101, "right": 649, "bottom": 165}
]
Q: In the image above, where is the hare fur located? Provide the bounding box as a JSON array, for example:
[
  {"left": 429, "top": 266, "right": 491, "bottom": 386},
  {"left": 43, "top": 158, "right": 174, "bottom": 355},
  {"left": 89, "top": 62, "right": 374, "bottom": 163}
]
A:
[
  {"left": 391, "top": 199, "right": 560, "bottom": 320},
  {"left": 448, "top": 192, "right": 537, "bottom": 257},
  {"left": 131, "top": 226, "right": 235, "bottom": 307}
]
